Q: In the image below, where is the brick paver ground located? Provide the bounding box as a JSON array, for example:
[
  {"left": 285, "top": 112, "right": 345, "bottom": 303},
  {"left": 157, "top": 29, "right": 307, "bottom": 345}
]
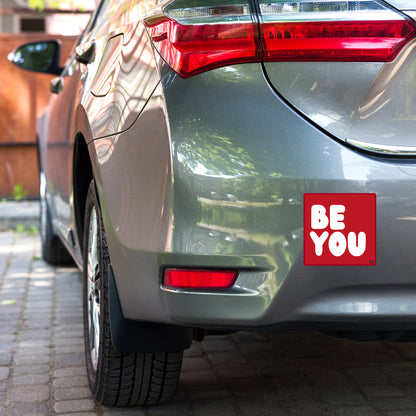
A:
[{"left": 2, "top": 232, "right": 416, "bottom": 415}]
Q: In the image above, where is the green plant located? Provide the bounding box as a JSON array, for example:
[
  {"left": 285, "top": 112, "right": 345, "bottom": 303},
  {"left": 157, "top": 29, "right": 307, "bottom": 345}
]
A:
[
  {"left": 13, "top": 224, "right": 38, "bottom": 235},
  {"left": 1, "top": 300, "right": 17, "bottom": 306},
  {"left": 12, "top": 184, "right": 29, "bottom": 202}
]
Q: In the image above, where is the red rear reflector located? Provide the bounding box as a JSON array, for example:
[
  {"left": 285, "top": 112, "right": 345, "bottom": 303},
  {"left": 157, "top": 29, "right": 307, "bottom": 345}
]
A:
[
  {"left": 163, "top": 269, "right": 238, "bottom": 289},
  {"left": 262, "top": 20, "right": 415, "bottom": 61}
]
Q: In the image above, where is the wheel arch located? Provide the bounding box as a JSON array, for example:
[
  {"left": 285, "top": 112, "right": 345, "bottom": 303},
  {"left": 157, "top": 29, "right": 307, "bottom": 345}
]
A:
[{"left": 73, "top": 133, "right": 93, "bottom": 254}]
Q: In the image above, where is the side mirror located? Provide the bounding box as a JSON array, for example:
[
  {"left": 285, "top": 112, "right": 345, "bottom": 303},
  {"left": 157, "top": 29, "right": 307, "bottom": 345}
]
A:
[{"left": 8, "top": 40, "right": 63, "bottom": 75}]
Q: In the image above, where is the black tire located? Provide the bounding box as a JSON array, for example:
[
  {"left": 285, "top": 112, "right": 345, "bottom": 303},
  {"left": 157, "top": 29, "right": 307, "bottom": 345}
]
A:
[
  {"left": 82, "top": 180, "right": 183, "bottom": 407},
  {"left": 39, "top": 171, "right": 73, "bottom": 265}
]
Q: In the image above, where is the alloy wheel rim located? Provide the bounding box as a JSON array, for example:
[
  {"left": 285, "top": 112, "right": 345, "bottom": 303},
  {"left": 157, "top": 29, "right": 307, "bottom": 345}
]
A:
[{"left": 87, "top": 207, "right": 100, "bottom": 372}]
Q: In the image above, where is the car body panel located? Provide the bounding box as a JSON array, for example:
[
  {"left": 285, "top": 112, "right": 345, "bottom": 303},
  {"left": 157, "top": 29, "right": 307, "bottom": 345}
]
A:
[
  {"left": 90, "top": 61, "right": 416, "bottom": 330},
  {"left": 83, "top": 21, "right": 160, "bottom": 139}
]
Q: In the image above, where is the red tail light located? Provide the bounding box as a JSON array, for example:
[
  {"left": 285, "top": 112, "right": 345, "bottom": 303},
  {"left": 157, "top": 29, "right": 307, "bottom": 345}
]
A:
[
  {"left": 262, "top": 20, "right": 415, "bottom": 61},
  {"left": 163, "top": 269, "right": 238, "bottom": 289},
  {"left": 144, "top": 9, "right": 261, "bottom": 78},
  {"left": 144, "top": 0, "right": 416, "bottom": 78}
]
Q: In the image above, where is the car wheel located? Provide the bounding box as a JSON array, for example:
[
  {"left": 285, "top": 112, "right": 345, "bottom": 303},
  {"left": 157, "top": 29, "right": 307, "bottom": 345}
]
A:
[
  {"left": 39, "top": 171, "right": 73, "bottom": 265},
  {"left": 82, "top": 180, "right": 183, "bottom": 406}
]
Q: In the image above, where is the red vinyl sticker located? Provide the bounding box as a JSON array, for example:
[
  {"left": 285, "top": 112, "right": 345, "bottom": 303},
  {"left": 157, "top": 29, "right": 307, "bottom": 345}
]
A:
[{"left": 304, "top": 193, "right": 376, "bottom": 266}]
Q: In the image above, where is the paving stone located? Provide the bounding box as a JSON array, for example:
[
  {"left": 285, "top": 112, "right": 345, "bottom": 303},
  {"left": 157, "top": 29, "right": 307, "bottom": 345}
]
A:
[
  {"left": 396, "top": 349, "right": 416, "bottom": 360},
  {"left": 9, "top": 402, "right": 51, "bottom": 416},
  {"left": 360, "top": 384, "right": 404, "bottom": 398},
  {"left": 182, "top": 357, "right": 210, "bottom": 372},
  {"left": 54, "top": 344, "right": 85, "bottom": 355},
  {"left": 54, "top": 337, "right": 84, "bottom": 347},
  {"left": 55, "top": 316, "right": 83, "bottom": 325},
  {"left": 54, "top": 324, "right": 83, "bottom": 334},
  {"left": 19, "top": 329, "right": 52, "bottom": 340},
  {"left": 335, "top": 406, "right": 378, "bottom": 416},
  {"left": 14, "top": 353, "right": 50, "bottom": 365},
  {"left": 53, "top": 375, "right": 89, "bottom": 388},
  {"left": 232, "top": 332, "right": 269, "bottom": 344},
  {"left": 10, "top": 385, "right": 50, "bottom": 402},
  {"left": 180, "top": 369, "right": 219, "bottom": 386},
  {"left": 273, "top": 384, "right": 315, "bottom": 401},
  {"left": 147, "top": 395, "right": 193, "bottom": 415},
  {"left": 102, "top": 410, "right": 146, "bottom": 416},
  {"left": 239, "top": 342, "right": 277, "bottom": 353},
  {"left": 0, "top": 366, "right": 10, "bottom": 380},
  {"left": 346, "top": 368, "right": 389, "bottom": 384},
  {"left": 54, "top": 387, "right": 93, "bottom": 400},
  {"left": 54, "top": 353, "right": 85, "bottom": 368},
  {"left": 183, "top": 342, "right": 203, "bottom": 358},
  {"left": 208, "top": 351, "right": 247, "bottom": 365},
  {"left": 19, "top": 339, "right": 51, "bottom": 348},
  {"left": 318, "top": 386, "right": 368, "bottom": 406},
  {"left": 53, "top": 329, "right": 84, "bottom": 340},
  {"left": 188, "top": 389, "right": 231, "bottom": 400},
  {"left": 229, "top": 382, "right": 271, "bottom": 400},
  {"left": 13, "top": 373, "right": 50, "bottom": 385},
  {"left": 0, "top": 317, "right": 20, "bottom": 326},
  {"left": 14, "top": 364, "right": 50, "bottom": 376},
  {"left": 235, "top": 399, "right": 286, "bottom": 416},
  {"left": 373, "top": 397, "right": 416, "bottom": 410},
  {"left": 54, "top": 399, "right": 96, "bottom": 413},
  {"left": 216, "top": 365, "right": 257, "bottom": 379},
  {"left": 15, "top": 347, "right": 51, "bottom": 357},
  {"left": 202, "top": 337, "right": 236, "bottom": 352},
  {"left": 303, "top": 367, "right": 349, "bottom": 386},
  {"left": 0, "top": 305, "right": 21, "bottom": 315},
  {"left": 189, "top": 399, "right": 238, "bottom": 416},
  {"left": 247, "top": 351, "right": 286, "bottom": 365},
  {"left": 54, "top": 366, "right": 87, "bottom": 378},
  {"left": 60, "top": 413, "right": 97, "bottom": 416},
  {"left": 383, "top": 367, "right": 416, "bottom": 384},
  {"left": 285, "top": 399, "right": 331, "bottom": 416},
  {"left": 25, "top": 299, "right": 53, "bottom": 306},
  {"left": 22, "top": 318, "right": 52, "bottom": 329},
  {"left": 402, "top": 385, "right": 416, "bottom": 398}
]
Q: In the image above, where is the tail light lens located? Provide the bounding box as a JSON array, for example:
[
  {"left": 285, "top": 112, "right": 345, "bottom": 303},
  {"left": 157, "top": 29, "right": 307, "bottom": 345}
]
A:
[
  {"left": 144, "top": 2, "right": 261, "bottom": 78},
  {"left": 260, "top": 1, "right": 415, "bottom": 61},
  {"left": 163, "top": 269, "right": 238, "bottom": 289},
  {"left": 144, "top": 0, "right": 416, "bottom": 77}
]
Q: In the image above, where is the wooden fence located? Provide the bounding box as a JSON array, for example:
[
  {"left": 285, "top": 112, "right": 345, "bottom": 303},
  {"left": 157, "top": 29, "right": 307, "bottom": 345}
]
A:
[{"left": 0, "top": 33, "right": 77, "bottom": 198}]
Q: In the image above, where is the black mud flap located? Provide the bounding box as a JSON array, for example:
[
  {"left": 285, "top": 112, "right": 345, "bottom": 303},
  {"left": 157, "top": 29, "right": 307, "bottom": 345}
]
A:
[{"left": 108, "top": 266, "right": 193, "bottom": 353}]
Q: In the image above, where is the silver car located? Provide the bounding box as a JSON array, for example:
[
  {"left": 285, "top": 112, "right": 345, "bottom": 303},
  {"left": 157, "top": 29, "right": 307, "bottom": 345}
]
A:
[{"left": 9, "top": 0, "right": 416, "bottom": 407}]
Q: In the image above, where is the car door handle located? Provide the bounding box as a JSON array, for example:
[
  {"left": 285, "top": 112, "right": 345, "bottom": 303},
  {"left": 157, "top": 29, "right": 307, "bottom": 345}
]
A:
[
  {"left": 50, "top": 77, "right": 64, "bottom": 94},
  {"left": 76, "top": 41, "right": 96, "bottom": 65}
]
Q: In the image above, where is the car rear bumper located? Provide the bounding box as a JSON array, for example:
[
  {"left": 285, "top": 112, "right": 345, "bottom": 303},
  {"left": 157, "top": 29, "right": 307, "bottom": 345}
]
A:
[{"left": 92, "top": 63, "right": 416, "bottom": 331}]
